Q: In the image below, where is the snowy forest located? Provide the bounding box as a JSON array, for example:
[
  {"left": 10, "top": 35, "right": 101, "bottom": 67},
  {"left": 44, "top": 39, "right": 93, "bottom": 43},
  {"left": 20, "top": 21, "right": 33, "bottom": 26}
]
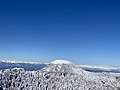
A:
[{"left": 0, "top": 60, "right": 120, "bottom": 90}]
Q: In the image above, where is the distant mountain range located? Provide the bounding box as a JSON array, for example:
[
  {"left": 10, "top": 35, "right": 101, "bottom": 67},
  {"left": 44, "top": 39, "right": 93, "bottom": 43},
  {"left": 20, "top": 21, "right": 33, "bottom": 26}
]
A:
[
  {"left": 0, "top": 60, "right": 47, "bottom": 71},
  {"left": 79, "top": 64, "right": 120, "bottom": 73},
  {"left": 0, "top": 60, "right": 120, "bottom": 73}
]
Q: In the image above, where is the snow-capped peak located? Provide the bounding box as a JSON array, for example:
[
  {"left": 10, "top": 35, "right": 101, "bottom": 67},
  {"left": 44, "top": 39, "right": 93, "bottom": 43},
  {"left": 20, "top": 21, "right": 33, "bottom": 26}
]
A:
[
  {"left": 42, "top": 60, "right": 89, "bottom": 76},
  {"left": 51, "top": 60, "right": 73, "bottom": 64}
]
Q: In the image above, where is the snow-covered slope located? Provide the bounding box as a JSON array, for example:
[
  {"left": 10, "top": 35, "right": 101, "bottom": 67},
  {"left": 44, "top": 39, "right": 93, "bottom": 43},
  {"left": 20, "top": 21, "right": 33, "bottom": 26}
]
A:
[
  {"left": 0, "top": 60, "right": 120, "bottom": 90},
  {"left": 43, "top": 60, "right": 87, "bottom": 75}
]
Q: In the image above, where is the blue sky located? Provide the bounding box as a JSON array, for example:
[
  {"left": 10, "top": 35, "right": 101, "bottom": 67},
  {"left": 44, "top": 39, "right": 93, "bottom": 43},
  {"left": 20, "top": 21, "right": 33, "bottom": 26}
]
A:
[{"left": 0, "top": 0, "right": 120, "bottom": 65}]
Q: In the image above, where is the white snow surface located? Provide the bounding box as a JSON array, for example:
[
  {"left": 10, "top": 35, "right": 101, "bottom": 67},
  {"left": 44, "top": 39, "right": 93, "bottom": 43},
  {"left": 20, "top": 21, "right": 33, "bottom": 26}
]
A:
[
  {"left": 51, "top": 60, "right": 73, "bottom": 64},
  {"left": 0, "top": 60, "right": 43, "bottom": 64},
  {"left": 44, "top": 60, "right": 89, "bottom": 76}
]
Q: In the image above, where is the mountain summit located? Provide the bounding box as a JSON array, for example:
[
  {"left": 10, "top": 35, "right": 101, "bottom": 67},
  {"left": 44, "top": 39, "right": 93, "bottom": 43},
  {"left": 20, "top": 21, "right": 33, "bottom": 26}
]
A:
[
  {"left": 51, "top": 60, "right": 73, "bottom": 64},
  {"left": 43, "top": 60, "right": 86, "bottom": 75}
]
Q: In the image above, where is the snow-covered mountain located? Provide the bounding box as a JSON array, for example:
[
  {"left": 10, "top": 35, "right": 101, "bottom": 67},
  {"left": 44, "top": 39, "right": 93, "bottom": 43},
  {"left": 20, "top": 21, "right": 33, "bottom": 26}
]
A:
[
  {"left": 43, "top": 60, "right": 87, "bottom": 75},
  {"left": 0, "top": 60, "right": 47, "bottom": 71},
  {"left": 0, "top": 60, "right": 44, "bottom": 64},
  {"left": 1, "top": 59, "right": 120, "bottom": 73},
  {"left": 79, "top": 64, "right": 120, "bottom": 73},
  {"left": 0, "top": 60, "right": 120, "bottom": 90}
]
